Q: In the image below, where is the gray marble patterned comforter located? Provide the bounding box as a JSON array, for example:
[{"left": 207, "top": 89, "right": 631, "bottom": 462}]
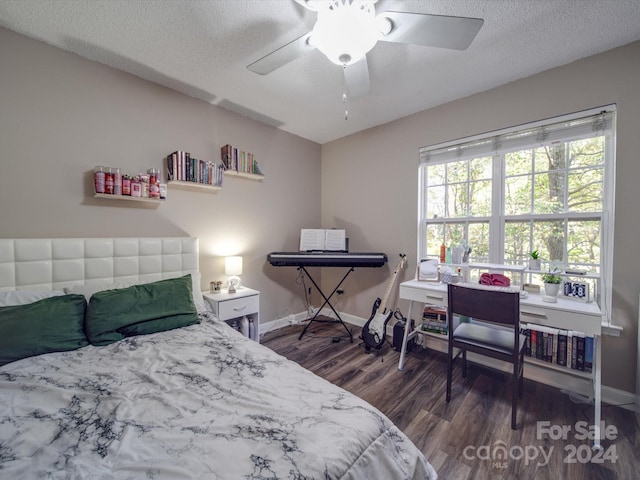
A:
[{"left": 1, "top": 313, "right": 436, "bottom": 479}]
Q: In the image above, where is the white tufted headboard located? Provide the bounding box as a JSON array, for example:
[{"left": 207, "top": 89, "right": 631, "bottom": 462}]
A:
[{"left": 0, "top": 237, "right": 198, "bottom": 291}]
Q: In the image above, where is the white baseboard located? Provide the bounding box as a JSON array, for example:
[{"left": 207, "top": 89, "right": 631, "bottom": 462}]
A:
[
  {"left": 259, "top": 312, "right": 309, "bottom": 336},
  {"left": 261, "top": 310, "right": 638, "bottom": 413}
]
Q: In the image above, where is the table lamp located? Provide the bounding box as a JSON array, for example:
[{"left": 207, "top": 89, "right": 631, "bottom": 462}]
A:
[{"left": 225, "top": 256, "right": 243, "bottom": 293}]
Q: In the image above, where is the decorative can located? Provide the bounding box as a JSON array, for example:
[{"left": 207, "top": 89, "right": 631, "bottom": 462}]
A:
[
  {"left": 104, "top": 168, "right": 114, "bottom": 194},
  {"left": 139, "top": 174, "right": 150, "bottom": 198},
  {"left": 112, "top": 167, "right": 122, "bottom": 195},
  {"left": 149, "top": 184, "right": 160, "bottom": 198},
  {"left": 131, "top": 176, "right": 142, "bottom": 197},
  {"left": 149, "top": 175, "right": 160, "bottom": 198},
  {"left": 94, "top": 166, "right": 106, "bottom": 194},
  {"left": 122, "top": 175, "right": 131, "bottom": 195}
]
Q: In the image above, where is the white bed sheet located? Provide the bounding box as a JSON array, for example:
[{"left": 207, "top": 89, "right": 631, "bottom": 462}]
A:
[{"left": 0, "top": 313, "right": 436, "bottom": 479}]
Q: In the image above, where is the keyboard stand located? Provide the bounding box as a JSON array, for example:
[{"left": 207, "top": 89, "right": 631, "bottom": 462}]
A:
[
  {"left": 297, "top": 265, "right": 354, "bottom": 342},
  {"left": 266, "top": 251, "right": 387, "bottom": 343}
]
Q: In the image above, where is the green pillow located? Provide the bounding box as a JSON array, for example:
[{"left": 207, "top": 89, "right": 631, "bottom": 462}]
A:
[
  {"left": 0, "top": 294, "right": 88, "bottom": 366},
  {"left": 85, "top": 274, "right": 200, "bottom": 346}
]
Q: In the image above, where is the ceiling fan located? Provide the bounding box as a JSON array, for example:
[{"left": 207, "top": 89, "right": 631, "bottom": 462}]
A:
[{"left": 247, "top": 0, "right": 484, "bottom": 98}]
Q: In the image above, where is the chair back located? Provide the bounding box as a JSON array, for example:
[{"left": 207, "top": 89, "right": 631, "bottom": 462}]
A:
[
  {"left": 447, "top": 283, "right": 520, "bottom": 328},
  {"left": 446, "top": 283, "right": 525, "bottom": 430}
]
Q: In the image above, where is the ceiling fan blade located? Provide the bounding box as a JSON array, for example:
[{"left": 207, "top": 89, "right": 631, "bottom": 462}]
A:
[
  {"left": 247, "top": 32, "right": 315, "bottom": 75},
  {"left": 377, "top": 11, "right": 483, "bottom": 50},
  {"left": 292, "top": 0, "right": 320, "bottom": 11},
  {"left": 344, "top": 56, "right": 371, "bottom": 98}
]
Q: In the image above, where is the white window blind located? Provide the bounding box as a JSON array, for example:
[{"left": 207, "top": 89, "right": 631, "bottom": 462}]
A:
[{"left": 420, "top": 108, "right": 615, "bottom": 166}]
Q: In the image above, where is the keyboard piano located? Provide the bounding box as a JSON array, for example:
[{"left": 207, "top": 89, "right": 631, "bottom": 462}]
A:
[{"left": 267, "top": 251, "right": 387, "bottom": 268}]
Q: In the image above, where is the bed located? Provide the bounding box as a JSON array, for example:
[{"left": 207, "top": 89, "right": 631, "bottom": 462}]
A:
[{"left": 0, "top": 237, "right": 436, "bottom": 479}]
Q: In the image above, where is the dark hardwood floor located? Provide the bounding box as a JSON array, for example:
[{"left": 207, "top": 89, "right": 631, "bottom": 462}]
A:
[{"left": 262, "top": 321, "right": 639, "bottom": 480}]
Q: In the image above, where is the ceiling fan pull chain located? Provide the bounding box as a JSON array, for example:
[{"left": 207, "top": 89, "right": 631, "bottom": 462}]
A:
[{"left": 342, "top": 65, "right": 349, "bottom": 120}]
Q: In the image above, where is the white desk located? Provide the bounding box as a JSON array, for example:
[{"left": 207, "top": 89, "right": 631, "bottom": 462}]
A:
[{"left": 397, "top": 279, "right": 604, "bottom": 447}]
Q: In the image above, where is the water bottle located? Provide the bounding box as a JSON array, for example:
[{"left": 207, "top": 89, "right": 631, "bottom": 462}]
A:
[
  {"left": 240, "top": 316, "right": 249, "bottom": 337},
  {"left": 248, "top": 318, "right": 255, "bottom": 340}
]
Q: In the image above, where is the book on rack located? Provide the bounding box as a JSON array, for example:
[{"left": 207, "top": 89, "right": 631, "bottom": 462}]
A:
[{"left": 299, "top": 229, "right": 346, "bottom": 252}]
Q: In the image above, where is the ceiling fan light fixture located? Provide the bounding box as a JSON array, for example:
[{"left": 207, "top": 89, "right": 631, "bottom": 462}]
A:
[
  {"left": 310, "top": 0, "right": 379, "bottom": 66},
  {"left": 376, "top": 15, "right": 393, "bottom": 36}
]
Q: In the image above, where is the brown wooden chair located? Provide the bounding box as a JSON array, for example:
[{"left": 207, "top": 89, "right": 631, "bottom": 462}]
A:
[{"left": 446, "top": 283, "right": 525, "bottom": 430}]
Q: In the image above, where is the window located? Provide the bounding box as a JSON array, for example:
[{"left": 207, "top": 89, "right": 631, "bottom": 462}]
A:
[{"left": 418, "top": 107, "right": 616, "bottom": 319}]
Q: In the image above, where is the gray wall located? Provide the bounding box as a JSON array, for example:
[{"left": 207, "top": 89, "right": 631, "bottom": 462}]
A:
[
  {"left": 321, "top": 41, "right": 640, "bottom": 394},
  {"left": 2, "top": 24, "right": 638, "bottom": 395},
  {"left": 0, "top": 27, "right": 321, "bottom": 325}
]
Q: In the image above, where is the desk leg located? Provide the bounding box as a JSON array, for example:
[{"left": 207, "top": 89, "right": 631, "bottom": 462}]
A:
[
  {"left": 593, "top": 335, "right": 602, "bottom": 450},
  {"left": 398, "top": 300, "right": 414, "bottom": 371}
]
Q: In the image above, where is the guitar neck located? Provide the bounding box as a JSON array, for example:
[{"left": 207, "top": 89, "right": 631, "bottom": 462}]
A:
[{"left": 378, "top": 255, "right": 406, "bottom": 313}]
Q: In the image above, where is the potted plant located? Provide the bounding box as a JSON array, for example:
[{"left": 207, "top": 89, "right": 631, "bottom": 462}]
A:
[
  {"left": 541, "top": 270, "right": 563, "bottom": 298},
  {"left": 528, "top": 250, "right": 541, "bottom": 270}
]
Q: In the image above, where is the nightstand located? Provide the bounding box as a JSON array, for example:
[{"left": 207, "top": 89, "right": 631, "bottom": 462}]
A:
[{"left": 203, "top": 288, "right": 260, "bottom": 342}]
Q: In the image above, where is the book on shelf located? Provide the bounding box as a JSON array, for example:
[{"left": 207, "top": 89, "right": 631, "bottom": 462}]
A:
[
  {"left": 421, "top": 304, "right": 447, "bottom": 335},
  {"left": 576, "top": 333, "right": 585, "bottom": 371},
  {"left": 523, "top": 323, "right": 592, "bottom": 372},
  {"left": 221, "top": 144, "right": 263, "bottom": 175},
  {"left": 166, "top": 151, "right": 223, "bottom": 186},
  {"left": 584, "top": 335, "right": 594, "bottom": 372},
  {"left": 556, "top": 330, "right": 568, "bottom": 366}
]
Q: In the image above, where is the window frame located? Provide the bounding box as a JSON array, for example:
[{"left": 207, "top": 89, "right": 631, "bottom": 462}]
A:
[{"left": 417, "top": 106, "right": 616, "bottom": 323}]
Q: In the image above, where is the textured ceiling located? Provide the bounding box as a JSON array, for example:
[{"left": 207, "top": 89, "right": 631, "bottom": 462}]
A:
[{"left": 1, "top": 0, "right": 639, "bottom": 144}]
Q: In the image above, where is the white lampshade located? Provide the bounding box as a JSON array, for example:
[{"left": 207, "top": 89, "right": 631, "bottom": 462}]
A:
[
  {"left": 225, "top": 256, "right": 243, "bottom": 292},
  {"left": 225, "top": 256, "right": 243, "bottom": 276},
  {"left": 310, "top": 0, "right": 379, "bottom": 66}
]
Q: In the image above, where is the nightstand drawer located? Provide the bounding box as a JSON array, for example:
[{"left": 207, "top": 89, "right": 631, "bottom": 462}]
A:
[{"left": 216, "top": 294, "right": 259, "bottom": 321}]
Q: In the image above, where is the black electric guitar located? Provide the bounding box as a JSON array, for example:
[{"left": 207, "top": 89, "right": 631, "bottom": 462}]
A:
[{"left": 361, "top": 253, "right": 407, "bottom": 351}]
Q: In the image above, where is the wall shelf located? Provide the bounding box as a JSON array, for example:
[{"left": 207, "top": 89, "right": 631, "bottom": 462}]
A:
[
  {"left": 167, "top": 180, "right": 221, "bottom": 192},
  {"left": 93, "top": 193, "right": 164, "bottom": 204},
  {"left": 224, "top": 170, "right": 264, "bottom": 181}
]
